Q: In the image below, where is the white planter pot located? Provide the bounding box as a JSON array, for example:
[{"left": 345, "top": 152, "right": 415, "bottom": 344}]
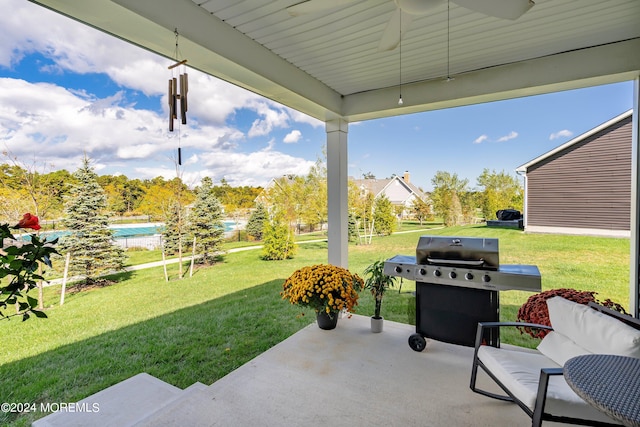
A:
[{"left": 371, "top": 316, "right": 384, "bottom": 333}]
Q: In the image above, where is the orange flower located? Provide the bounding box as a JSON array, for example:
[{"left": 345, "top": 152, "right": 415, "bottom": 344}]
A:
[
  {"left": 281, "top": 264, "right": 363, "bottom": 314},
  {"left": 15, "top": 213, "right": 41, "bottom": 231}
]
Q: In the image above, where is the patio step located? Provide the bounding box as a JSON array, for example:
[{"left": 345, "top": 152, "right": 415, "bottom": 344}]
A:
[
  {"left": 132, "top": 383, "right": 218, "bottom": 426},
  {"left": 31, "top": 373, "right": 205, "bottom": 427}
]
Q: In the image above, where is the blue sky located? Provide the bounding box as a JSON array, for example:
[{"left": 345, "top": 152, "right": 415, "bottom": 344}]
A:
[{"left": 0, "top": 0, "right": 633, "bottom": 191}]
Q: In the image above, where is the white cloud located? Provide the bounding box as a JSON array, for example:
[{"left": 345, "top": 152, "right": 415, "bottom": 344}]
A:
[
  {"left": 1, "top": 0, "right": 164, "bottom": 94},
  {"left": 247, "top": 100, "right": 290, "bottom": 137},
  {"left": 264, "top": 138, "right": 276, "bottom": 151},
  {"left": 474, "top": 134, "right": 489, "bottom": 144},
  {"left": 1, "top": 78, "right": 230, "bottom": 167},
  {"left": 1, "top": 0, "right": 262, "bottom": 114},
  {"left": 497, "top": 131, "right": 518, "bottom": 142},
  {"left": 0, "top": 77, "right": 314, "bottom": 186},
  {"left": 284, "top": 130, "right": 302, "bottom": 143},
  {"left": 195, "top": 149, "right": 315, "bottom": 187},
  {"left": 550, "top": 129, "right": 573, "bottom": 140},
  {"left": 287, "top": 108, "right": 323, "bottom": 128},
  {"left": 0, "top": 0, "right": 323, "bottom": 187},
  {"left": 185, "top": 73, "right": 260, "bottom": 126}
]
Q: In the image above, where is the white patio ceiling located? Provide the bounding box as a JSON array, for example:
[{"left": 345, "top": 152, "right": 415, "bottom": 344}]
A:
[{"left": 31, "top": 0, "right": 640, "bottom": 122}]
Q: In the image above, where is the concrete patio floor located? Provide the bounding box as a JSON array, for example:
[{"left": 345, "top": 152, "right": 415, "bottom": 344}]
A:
[{"left": 35, "top": 314, "right": 575, "bottom": 426}]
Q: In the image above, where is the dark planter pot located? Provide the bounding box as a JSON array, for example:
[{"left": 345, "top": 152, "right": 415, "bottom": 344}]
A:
[{"left": 316, "top": 311, "right": 339, "bottom": 330}]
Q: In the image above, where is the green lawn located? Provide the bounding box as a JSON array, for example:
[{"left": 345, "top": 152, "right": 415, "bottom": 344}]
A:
[{"left": 0, "top": 225, "right": 631, "bottom": 426}]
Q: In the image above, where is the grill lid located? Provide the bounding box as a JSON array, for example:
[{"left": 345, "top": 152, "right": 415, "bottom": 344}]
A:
[{"left": 416, "top": 236, "right": 499, "bottom": 270}]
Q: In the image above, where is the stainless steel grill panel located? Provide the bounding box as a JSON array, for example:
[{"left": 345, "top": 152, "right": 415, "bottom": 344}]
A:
[
  {"left": 383, "top": 255, "right": 541, "bottom": 292},
  {"left": 384, "top": 236, "right": 541, "bottom": 292},
  {"left": 416, "top": 236, "right": 499, "bottom": 270},
  {"left": 384, "top": 235, "right": 542, "bottom": 348}
]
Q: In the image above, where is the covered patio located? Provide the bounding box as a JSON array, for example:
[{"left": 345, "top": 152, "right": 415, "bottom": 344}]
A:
[
  {"left": 24, "top": 1, "right": 640, "bottom": 425},
  {"left": 35, "top": 314, "right": 562, "bottom": 426}
]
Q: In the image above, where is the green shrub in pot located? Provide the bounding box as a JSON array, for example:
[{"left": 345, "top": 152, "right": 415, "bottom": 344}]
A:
[{"left": 363, "top": 260, "right": 397, "bottom": 332}]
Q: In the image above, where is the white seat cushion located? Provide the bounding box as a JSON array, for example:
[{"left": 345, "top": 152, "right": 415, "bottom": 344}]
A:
[{"left": 478, "top": 345, "right": 621, "bottom": 424}]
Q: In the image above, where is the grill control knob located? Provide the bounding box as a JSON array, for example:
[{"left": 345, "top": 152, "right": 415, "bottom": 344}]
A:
[
  {"left": 418, "top": 268, "right": 427, "bottom": 276},
  {"left": 482, "top": 274, "right": 491, "bottom": 283},
  {"left": 465, "top": 273, "right": 474, "bottom": 280},
  {"left": 449, "top": 271, "right": 457, "bottom": 279},
  {"left": 433, "top": 270, "right": 441, "bottom": 277},
  {"left": 394, "top": 266, "right": 403, "bottom": 274}
]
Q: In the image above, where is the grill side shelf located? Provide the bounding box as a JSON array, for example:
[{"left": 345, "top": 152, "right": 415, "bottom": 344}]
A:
[{"left": 383, "top": 255, "right": 417, "bottom": 281}]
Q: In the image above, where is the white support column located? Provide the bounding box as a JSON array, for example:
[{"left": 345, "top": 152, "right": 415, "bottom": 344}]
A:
[
  {"left": 326, "top": 118, "right": 349, "bottom": 268},
  {"left": 630, "top": 77, "right": 640, "bottom": 318}
]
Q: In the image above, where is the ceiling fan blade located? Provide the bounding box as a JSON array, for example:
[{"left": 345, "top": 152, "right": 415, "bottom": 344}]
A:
[
  {"left": 287, "top": 0, "right": 358, "bottom": 17},
  {"left": 395, "top": 0, "right": 444, "bottom": 16},
  {"left": 452, "top": 0, "right": 534, "bottom": 20},
  {"left": 378, "top": 8, "right": 414, "bottom": 52}
]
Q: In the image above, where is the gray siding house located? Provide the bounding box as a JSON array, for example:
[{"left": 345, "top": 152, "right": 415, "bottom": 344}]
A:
[{"left": 516, "top": 110, "right": 633, "bottom": 237}]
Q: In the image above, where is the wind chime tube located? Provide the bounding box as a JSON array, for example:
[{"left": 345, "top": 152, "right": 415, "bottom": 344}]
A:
[
  {"left": 168, "top": 78, "right": 174, "bottom": 132},
  {"left": 172, "top": 77, "right": 178, "bottom": 120},
  {"left": 178, "top": 147, "right": 182, "bottom": 165},
  {"left": 183, "top": 73, "right": 188, "bottom": 113},
  {"left": 179, "top": 73, "right": 187, "bottom": 125}
]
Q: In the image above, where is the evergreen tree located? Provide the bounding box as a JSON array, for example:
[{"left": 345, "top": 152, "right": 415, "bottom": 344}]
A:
[
  {"left": 246, "top": 203, "right": 267, "bottom": 241},
  {"left": 261, "top": 211, "right": 297, "bottom": 260},
  {"left": 347, "top": 212, "right": 358, "bottom": 242},
  {"left": 59, "top": 157, "right": 126, "bottom": 285},
  {"left": 162, "top": 201, "right": 185, "bottom": 256},
  {"left": 188, "top": 177, "right": 225, "bottom": 264},
  {"left": 373, "top": 195, "right": 397, "bottom": 236}
]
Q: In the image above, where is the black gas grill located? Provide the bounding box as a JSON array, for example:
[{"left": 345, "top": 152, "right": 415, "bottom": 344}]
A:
[{"left": 384, "top": 236, "right": 541, "bottom": 350}]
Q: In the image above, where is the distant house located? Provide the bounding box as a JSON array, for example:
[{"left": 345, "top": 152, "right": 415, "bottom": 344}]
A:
[
  {"left": 255, "top": 171, "right": 428, "bottom": 220},
  {"left": 352, "top": 171, "right": 428, "bottom": 218},
  {"left": 516, "top": 110, "right": 633, "bottom": 237},
  {"left": 254, "top": 175, "right": 294, "bottom": 208}
]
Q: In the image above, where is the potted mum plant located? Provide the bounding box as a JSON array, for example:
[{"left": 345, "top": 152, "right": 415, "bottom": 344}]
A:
[
  {"left": 281, "top": 264, "right": 364, "bottom": 330},
  {"left": 363, "top": 260, "right": 397, "bottom": 333}
]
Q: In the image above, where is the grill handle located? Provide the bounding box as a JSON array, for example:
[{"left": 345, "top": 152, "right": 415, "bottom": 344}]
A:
[{"left": 426, "top": 257, "right": 485, "bottom": 267}]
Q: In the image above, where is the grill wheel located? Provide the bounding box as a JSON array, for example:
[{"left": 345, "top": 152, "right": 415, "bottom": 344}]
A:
[{"left": 408, "top": 333, "right": 427, "bottom": 352}]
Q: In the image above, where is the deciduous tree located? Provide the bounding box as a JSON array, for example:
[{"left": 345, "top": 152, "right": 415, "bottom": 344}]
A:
[
  {"left": 410, "top": 197, "right": 433, "bottom": 225},
  {"left": 477, "top": 169, "right": 523, "bottom": 220},
  {"left": 430, "top": 171, "right": 470, "bottom": 226}
]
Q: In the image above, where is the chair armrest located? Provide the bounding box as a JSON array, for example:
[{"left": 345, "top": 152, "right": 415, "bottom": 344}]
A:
[
  {"left": 474, "top": 322, "right": 553, "bottom": 349},
  {"left": 531, "top": 368, "right": 564, "bottom": 427},
  {"left": 478, "top": 321, "right": 553, "bottom": 330}
]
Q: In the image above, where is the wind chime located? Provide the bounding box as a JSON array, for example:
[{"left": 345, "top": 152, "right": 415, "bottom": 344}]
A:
[{"left": 168, "top": 29, "right": 188, "bottom": 165}]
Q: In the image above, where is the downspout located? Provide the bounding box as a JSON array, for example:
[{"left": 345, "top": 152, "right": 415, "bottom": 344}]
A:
[
  {"left": 630, "top": 77, "right": 639, "bottom": 318},
  {"left": 516, "top": 169, "right": 527, "bottom": 230}
]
